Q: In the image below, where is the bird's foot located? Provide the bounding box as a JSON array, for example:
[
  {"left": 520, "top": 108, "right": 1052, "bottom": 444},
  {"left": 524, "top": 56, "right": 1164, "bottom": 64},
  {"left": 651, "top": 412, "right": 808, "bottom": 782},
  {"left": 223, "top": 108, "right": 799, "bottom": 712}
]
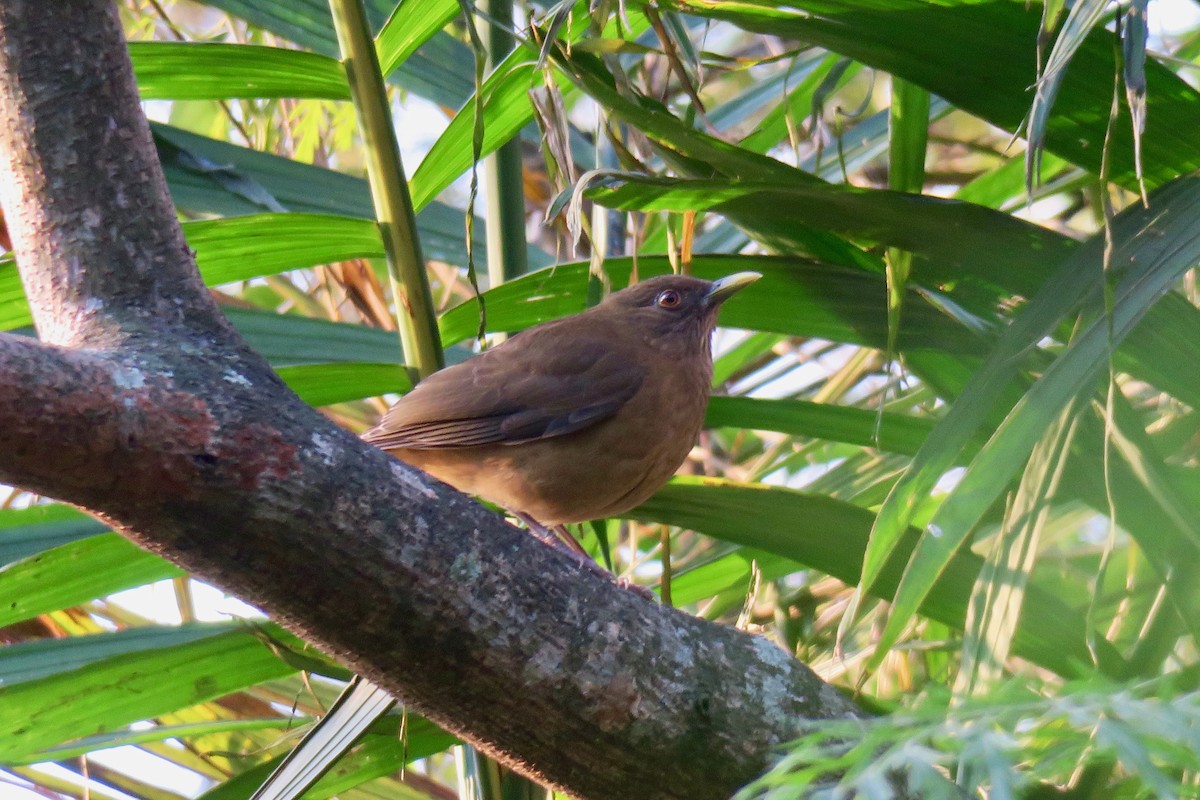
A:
[
  {"left": 570, "top": 555, "right": 655, "bottom": 601},
  {"left": 611, "top": 574, "right": 656, "bottom": 601},
  {"left": 513, "top": 513, "right": 655, "bottom": 601},
  {"left": 514, "top": 512, "right": 581, "bottom": 553}
]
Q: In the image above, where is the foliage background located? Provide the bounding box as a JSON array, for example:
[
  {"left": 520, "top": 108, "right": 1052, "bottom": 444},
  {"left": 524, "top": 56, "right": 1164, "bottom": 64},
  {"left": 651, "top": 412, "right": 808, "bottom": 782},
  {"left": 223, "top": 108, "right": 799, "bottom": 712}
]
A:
[{"left": 2, "top": 0, "right": 1200, "bottom": 798}]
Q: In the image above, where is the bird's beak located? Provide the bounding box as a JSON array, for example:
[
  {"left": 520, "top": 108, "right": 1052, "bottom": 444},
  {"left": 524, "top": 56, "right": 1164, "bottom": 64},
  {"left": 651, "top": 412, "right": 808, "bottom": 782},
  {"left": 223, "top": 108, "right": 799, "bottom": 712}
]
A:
[{"left": 705, "top": 271, "right": 761, "bottom": 306}]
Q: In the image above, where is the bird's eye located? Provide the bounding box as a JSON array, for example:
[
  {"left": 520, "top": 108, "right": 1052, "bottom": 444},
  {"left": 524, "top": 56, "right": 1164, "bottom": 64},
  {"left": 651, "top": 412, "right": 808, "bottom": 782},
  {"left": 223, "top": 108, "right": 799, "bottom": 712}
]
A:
[{"left": 655, "top": 290, "right": 682, "bottom": 309}]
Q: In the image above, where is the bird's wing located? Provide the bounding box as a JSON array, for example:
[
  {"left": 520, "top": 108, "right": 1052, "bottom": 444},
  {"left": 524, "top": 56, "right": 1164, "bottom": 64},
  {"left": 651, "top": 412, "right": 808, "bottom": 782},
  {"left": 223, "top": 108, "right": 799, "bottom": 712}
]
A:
[{"left": 362, "top": 320, "right": 646, "bottom": 450}]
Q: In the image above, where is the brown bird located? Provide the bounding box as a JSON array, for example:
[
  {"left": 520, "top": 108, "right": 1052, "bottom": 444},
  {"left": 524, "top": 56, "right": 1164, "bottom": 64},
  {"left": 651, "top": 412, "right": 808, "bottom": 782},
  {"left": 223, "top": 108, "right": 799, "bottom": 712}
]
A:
[
  {"left": 249, "top": 277, "right": 759, "bottom": 800},
  {"left": 362, "top": 271, "right": 760, "bottom": 541}
]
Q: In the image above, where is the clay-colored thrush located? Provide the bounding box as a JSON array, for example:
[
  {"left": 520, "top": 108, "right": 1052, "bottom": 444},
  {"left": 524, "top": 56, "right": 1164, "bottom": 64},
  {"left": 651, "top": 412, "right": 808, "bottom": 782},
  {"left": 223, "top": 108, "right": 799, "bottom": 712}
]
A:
[{"left": 363, "top": 272, "right": 760, "bottom": 531}]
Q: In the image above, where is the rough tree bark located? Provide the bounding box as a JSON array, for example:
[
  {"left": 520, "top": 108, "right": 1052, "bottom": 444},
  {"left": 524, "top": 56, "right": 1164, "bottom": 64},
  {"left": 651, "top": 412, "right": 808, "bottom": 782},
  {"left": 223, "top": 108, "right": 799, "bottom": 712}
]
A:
[{"left": 0, "top": 2, "right": 865, "bottom": 798}]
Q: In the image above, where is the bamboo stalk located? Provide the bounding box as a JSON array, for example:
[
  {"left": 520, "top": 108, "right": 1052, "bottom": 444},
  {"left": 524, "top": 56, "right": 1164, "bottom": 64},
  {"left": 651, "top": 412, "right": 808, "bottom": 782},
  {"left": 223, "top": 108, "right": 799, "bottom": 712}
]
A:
[{"left": 329, "top": 0, "right": 443, "bottom": 381}]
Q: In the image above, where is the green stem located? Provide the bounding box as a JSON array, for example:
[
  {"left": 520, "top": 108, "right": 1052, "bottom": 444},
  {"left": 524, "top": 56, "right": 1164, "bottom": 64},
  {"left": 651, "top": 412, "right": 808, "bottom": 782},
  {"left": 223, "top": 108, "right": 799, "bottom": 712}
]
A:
[
  {"left": 480, "top": 0, "right": 528, "bottom": 285},
  {"left": 884, "top": 77, "right": 930, "bottom": 357},
  {"left": 328, "top": 0, "right": 443, "bottom": 381}
]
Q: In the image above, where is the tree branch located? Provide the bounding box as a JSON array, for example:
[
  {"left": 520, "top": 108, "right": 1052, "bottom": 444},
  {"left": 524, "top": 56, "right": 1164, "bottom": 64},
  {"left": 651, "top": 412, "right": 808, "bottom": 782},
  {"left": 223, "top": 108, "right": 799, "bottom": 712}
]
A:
[
  {"left": 0, "top": 0, "right": 228, "bottom": 347},
  {"left": 0, "top": 2, "right": 863, "bottom": 798}
]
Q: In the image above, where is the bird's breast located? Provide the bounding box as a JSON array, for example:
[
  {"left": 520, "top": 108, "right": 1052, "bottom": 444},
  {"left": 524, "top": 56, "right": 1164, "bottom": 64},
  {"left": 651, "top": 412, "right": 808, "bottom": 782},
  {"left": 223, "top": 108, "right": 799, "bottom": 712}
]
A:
[{"left": 389, "top": 358, "right": 713, "bottom": 525}]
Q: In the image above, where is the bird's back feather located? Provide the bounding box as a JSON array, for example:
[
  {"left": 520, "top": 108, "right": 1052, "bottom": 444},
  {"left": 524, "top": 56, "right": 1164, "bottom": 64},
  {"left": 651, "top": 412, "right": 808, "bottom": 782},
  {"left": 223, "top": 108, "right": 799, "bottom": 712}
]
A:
[{"left": 362, "top": 313, "right": 646, "bottom": 450}]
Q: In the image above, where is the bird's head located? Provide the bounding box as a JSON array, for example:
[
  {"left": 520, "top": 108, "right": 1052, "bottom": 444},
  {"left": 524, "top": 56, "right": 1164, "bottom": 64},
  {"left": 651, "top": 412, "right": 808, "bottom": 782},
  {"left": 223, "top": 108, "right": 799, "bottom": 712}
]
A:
[{"left": 599, "top": 272, "right": 761, "bottom": 354}]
